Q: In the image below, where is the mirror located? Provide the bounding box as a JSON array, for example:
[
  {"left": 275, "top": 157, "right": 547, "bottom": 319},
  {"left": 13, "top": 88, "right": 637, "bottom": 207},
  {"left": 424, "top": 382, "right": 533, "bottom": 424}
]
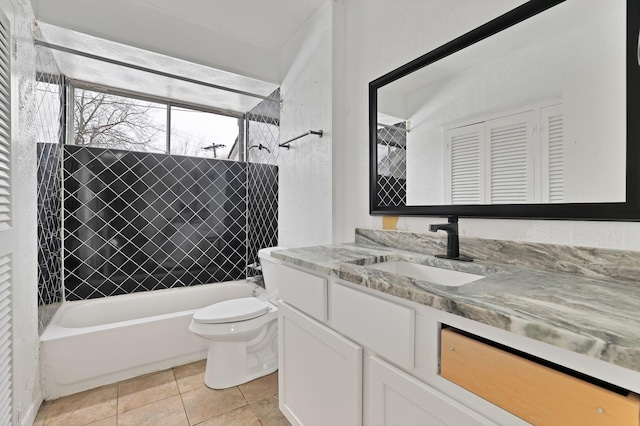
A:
[{"left": 370, "top": 0, "right": 640, "bottom": 220}]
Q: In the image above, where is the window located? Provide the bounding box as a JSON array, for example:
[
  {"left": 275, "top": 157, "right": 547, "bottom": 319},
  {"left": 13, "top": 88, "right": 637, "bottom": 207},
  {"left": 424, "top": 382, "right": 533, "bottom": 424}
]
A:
[
  {"left": 170, "top": 106, "right": 239, "bottom": 160},
  {"left": 35, "top": 74, "right": 63, "bottom": 144},
  {"left": 444, "top": 101, "right": 564, "bottom": 204},
  {"left": 71, "top": 84, "right": 242, "bottom": 159},
  {"left": 73, "top": 87, "right": 167, "bottom": 153}
]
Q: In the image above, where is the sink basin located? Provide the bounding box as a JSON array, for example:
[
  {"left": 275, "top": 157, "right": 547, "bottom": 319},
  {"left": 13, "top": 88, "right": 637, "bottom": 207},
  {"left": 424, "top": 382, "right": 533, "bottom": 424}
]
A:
[{"left": 366, "top": 260, "right": 484, "bottom": 286}]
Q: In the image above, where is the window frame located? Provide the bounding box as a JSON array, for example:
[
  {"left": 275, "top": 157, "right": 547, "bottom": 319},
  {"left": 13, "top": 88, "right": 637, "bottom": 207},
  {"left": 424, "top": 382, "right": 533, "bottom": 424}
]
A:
[{"left": 67, "top": 80, "right": 245, "bottom": 159}]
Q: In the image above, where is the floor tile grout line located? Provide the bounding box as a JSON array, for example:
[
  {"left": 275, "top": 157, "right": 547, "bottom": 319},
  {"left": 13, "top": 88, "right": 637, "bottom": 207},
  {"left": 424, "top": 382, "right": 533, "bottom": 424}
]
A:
[
  {"left": 238, "top": 384, "right": 250, "bottom": 406},
  {"left": 115, "top": 381, "right": 120, "bottom": 425},
  {"left": 116, "top": 387, "right": 181, "bottom": 416},
  {"left": 175, "top": 376, "right": 191, "bottom": 426},
  {"left": 173, "top": 366, "right": 207, "bottom": 396},
  {"left": 166, "top": 368, "right": 192, "bottom": 426}
]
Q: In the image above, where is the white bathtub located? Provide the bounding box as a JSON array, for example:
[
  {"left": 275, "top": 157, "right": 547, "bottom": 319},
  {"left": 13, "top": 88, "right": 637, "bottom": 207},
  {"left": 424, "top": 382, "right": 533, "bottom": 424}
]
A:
[{"left": 40, "top": 281, "right": 260, "bottom": 399}]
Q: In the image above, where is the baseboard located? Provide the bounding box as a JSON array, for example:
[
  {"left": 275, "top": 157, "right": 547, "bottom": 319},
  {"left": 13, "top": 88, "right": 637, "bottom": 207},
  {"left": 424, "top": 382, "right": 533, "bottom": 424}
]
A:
[{"left": 20, "top": 389, "right": 43, "bottom": 426}]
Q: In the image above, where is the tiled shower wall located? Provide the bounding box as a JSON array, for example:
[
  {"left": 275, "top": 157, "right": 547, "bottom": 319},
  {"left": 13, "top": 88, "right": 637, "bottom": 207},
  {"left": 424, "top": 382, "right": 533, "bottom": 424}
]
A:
[
  {"left": 376, "top": 122, "right": 407, "bottom": 206},
  {"left": 37, "top": 144, "right": 62, "bottom": 323},
  {"left": 38, "top": 83, "right": 280, "bottom": 304},
  {"left": 246, "top": 89, "right": 280, "bottom": 274},
  {"left": 35, "top": 41, "right": 65, "bottom": 333},
  {"left": 60, "top": 93, "right": 281, "bottom": 301},
  {"left": 63, "top": 146, "right": 252, "bottom": 300}
]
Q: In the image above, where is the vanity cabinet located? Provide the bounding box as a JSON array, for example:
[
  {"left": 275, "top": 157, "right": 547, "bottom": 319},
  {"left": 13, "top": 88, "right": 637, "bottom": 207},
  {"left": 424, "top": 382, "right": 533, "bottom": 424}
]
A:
[
  {"left": 365, "top": 355, "right": 494, "bottom": 425},
  {"left": 278, "top": 302, "right": 362, "bottom": 426},
  {"left": 330, "top": 281, "right": 415, "bottom": 369},
  {"left": 277, "top": 264, "right": 522, "bottom": 426}
]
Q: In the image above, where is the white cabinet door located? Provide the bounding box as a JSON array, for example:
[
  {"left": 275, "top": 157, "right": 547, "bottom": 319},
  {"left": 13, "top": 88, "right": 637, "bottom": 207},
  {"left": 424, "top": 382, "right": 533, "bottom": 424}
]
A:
[
  {"left": 365, "top": 355, "right": 495, "bottom": 426},
  {"left": 278, "top": 302, "right": 362, "bottom": 426}
]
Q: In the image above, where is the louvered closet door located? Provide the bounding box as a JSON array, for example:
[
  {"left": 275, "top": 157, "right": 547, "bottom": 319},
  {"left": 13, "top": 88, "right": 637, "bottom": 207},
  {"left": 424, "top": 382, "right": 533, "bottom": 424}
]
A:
[
  {"left": 0, "top": 8, "right": 13, "bottom": 426},
  {"left": 541, "top": 105, "right": 564, "bottom": 203},
  {"left": 485, "top": 111, "right": 535, "bottom": 204},
  {"left": 445, "top": 123, "right": 484, "bottom": 205}
]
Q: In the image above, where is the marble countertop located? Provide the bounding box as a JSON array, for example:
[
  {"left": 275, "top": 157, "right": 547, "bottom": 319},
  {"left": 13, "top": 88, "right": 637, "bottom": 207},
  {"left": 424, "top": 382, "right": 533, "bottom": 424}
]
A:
[{"left": 271, "top": 243, "right": 640, "bottom": 374}]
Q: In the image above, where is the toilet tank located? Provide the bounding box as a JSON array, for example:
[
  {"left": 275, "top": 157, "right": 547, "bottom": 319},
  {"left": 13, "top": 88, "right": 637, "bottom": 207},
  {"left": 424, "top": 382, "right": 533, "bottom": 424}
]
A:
[{"left": 257, "top": 247, "right": 286, "bottom": 299}]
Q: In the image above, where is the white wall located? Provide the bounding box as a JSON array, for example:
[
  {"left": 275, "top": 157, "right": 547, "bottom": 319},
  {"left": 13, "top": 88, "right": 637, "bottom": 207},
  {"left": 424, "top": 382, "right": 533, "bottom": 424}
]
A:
[
  {"left": 1, "top": 0, "right": 43, "bottom": 423},
  {"left": 279, "top": 0, "right": 337, "bottom": 248},
  {"left": 336, "top": 0, "right": 640, "bottom": 251}
]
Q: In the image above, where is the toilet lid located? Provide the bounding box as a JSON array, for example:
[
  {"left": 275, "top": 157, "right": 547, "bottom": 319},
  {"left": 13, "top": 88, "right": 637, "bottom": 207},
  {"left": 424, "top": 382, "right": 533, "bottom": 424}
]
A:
[{"left": 193, "top": 297, "right": 270, "bottom": 324}]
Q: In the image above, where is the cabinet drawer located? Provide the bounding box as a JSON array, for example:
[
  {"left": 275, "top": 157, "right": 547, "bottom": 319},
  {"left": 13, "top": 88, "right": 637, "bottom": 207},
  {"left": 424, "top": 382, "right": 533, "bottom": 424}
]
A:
[
  {"left": 441, "top": 328, "right": 640, "bottom": 426},
  {"left": 330, "top": 282, "right": 414, "bottom": 368},
  {"left": 278, "top": 265, "right": 327, "bottom": 321}
]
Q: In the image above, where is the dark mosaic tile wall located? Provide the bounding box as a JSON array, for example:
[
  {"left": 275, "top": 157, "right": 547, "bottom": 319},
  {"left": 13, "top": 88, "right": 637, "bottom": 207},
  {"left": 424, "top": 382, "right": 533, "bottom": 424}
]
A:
[
  {"left": 37, "top": 143, "right": 62, "bottom": 330},
  {"left": 377, "top": 176, "right": 407, "bottom": 206},
  {"left": 246, "top": 89, "right": 280, "bottom": 276},
  {"left": 377, "top": 122, "right": 407, "bottom": 206},
  {"left": 247, "top": 163, "right": 278, "bottom": 271},
  {"left": 63, "top": 145, "right": 247, "bottom": 300},
  {"left": 35, "top": 38, "right": 66, "bottom": 333}
]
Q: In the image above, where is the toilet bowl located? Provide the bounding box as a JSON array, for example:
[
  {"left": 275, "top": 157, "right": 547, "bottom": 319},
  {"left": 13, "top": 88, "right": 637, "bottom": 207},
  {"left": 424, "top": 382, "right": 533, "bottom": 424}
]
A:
[{"left": 189, "top": 247, "right": 285, "bottom": 389}]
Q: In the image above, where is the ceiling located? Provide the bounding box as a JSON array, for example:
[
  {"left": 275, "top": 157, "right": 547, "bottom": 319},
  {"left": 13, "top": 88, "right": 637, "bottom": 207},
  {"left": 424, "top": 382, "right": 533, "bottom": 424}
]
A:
[
  {"left": 36, "top": 22, "right": 281, "bottom": 114},
  {"left": 30, "top": 0, "right": 326, "bottom": 83},
  {"left": 130, "top": 0, "right": 326, "bottom": 50}
]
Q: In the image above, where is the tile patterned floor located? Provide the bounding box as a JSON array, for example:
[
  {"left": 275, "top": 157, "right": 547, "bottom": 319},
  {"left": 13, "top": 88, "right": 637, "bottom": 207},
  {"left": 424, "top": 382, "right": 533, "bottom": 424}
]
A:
[{"left": 33, "top": 360, "right": 291, "bottom": 426}]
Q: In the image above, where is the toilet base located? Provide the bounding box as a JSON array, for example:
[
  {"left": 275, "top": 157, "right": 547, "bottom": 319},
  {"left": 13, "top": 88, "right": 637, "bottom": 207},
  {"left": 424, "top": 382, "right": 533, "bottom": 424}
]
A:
[{"left": 203, "top": 321, "right": 278, "bottom": 389}]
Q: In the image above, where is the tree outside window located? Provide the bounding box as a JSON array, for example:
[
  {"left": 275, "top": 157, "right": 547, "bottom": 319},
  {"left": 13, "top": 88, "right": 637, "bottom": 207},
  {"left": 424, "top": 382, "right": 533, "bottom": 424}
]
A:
[{"left": 72, "top": 87, "right": 240, "bottom": 160}]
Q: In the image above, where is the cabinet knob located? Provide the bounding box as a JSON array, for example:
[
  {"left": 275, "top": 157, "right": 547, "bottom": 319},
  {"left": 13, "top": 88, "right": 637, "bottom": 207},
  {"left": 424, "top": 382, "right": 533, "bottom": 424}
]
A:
[
  {"left": 448, "top": 347, "right": 455, "bottom": 351},
  {"left": 597, "top": 407, "right": 604, "bottom": 414}
]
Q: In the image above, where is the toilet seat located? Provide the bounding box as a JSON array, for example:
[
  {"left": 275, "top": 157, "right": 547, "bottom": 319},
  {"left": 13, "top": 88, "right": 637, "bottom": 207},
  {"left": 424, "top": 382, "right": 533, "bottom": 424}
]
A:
[{"left": 193, "top": 297, "right": 269, "bottom": 324}]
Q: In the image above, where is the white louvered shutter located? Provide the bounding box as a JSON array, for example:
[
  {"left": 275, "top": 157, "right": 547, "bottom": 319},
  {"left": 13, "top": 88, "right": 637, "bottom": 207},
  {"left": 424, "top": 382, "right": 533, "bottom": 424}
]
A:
[
  {"left": 485, "top": 111, "right": 535, "bottom": 204},
  {"left": 445, "top": 123, "right": 484, "bottom": 204},
  {"left": 541, "top": 105, "right": 564, "bottom": 203},
  {"left": 0, "top": 8, "right": 12, "bottom": 426}
]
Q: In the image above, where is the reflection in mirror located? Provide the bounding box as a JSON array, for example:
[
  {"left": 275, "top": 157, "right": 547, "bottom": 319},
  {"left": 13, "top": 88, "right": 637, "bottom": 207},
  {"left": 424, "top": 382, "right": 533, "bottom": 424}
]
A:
[
  {"left": 376, "top": 0, "right": 625, "bottom": 207},
  {"left": 376, "top": 120, "right": 407, "bottom": 206}
]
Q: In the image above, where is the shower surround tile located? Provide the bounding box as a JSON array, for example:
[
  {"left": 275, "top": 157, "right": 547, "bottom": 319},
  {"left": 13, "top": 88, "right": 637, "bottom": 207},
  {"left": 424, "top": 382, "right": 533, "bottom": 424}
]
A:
[
  {"left": 36, "top": 142, "right": 62, "bottom": 333},
  {"left": 376, "top": 122, "right": 407, "bottom": 207},
  {"left": 35, "top": 35, "right": 67, "bottom": 332},
  {"left": 246, "top": 89, "right": 280, "bottom": 279},
  {"left": 63, "top": 146, "right": 247, "bottom": 300}
]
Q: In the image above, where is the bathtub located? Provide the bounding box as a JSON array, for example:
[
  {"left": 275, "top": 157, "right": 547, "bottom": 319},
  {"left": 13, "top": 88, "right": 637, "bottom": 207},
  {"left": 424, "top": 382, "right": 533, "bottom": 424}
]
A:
[{"left": 40, "top": 280, "right": 260, "bottom": 399}]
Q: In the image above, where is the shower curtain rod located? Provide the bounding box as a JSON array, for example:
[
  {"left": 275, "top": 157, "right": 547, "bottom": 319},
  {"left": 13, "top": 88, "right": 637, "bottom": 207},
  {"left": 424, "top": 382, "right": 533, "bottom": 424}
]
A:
[
  {"left": 34, "top": 39, "right": 278, "bottom": 102},
  {"left": 279, "top": 130, "right": 323, "bottom": 149}
]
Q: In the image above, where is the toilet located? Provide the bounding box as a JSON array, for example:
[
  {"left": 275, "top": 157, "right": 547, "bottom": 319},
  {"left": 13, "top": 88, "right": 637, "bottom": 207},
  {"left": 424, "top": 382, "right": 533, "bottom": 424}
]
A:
[{"left": 189, "top": 247, "right": 284, "bottom": 389}]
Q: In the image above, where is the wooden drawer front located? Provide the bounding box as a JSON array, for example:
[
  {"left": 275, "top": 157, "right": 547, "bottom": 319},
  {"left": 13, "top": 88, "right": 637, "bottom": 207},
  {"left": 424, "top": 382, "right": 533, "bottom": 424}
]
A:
[
  {"left": 330, "top": 282, "right": 414, "bottom": 368},
  {"left": 278, "top": 265, "right": 327, "bottom": 321},
  {"left": 441, "top": 328, "right": 640, "bottom": 426}
]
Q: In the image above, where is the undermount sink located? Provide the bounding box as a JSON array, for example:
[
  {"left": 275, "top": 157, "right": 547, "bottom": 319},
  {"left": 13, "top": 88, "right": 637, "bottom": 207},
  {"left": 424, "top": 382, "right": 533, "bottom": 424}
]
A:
[{"left": 366, "top": 260, "right": 484, "bottom": 287}]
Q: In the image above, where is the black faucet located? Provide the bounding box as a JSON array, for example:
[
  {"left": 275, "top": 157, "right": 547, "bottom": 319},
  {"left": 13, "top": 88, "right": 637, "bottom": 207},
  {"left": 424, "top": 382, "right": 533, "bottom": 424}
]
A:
[{"left": 428, "top": 216, "right": 473, "bottom": 262}]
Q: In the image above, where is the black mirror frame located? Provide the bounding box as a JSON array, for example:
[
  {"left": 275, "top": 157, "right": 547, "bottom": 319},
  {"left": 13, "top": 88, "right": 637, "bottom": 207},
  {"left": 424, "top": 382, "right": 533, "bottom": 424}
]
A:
[{"left": 369, "top": 0, "right": 640, "bottom": 221}]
